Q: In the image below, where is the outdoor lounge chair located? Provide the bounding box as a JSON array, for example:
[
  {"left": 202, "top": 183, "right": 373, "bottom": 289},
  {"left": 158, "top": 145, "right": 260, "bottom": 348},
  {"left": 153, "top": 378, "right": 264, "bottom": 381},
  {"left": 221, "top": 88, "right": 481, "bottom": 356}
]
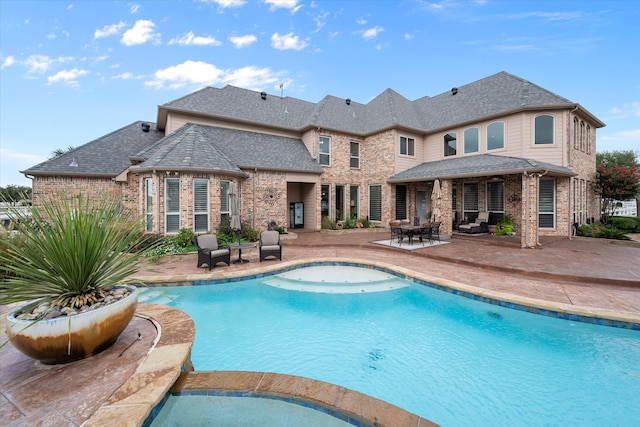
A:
[
  {"left": 193, "top": 234, "right": 231, "bottom": 270},
  {"left": 259, "top": 230, "right": 282, "bottom": 262},
  {"left": 458, "top": 212, "right": 489, "bottom": 234}
]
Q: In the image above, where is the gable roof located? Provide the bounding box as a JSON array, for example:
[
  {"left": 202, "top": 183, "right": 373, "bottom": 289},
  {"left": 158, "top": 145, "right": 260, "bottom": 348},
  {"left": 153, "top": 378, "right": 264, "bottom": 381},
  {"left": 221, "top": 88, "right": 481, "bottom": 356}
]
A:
[
  {"left": 156, "top": 71, "right": 605, "bottom": 136},
  {"left": 21, "top": 121, "right": 164, "bottom": 178},
  {"left": 388, "top": 154, "right": 577, "bottom": 183},
  {"left": 131, "top": 123, "right": 323, "bottom": 175}
]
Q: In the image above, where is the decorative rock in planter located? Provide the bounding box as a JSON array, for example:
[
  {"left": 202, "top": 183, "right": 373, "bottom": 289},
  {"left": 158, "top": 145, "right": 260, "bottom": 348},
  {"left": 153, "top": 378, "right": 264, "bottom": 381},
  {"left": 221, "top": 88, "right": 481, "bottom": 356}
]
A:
[{"left": 5, "top": 285, "right": 138, "bottom": 364}]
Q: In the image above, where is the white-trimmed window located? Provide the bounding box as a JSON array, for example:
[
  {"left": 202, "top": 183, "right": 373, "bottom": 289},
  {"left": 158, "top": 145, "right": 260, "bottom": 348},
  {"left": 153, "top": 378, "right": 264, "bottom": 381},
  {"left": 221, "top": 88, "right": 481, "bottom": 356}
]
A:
[
  {"left": 350, "top": 185, "right": 359, "bottom": 219},
  {"left": 573, "top": 118, "right": 579, "bottom": 149},
  {"left": 369, "top": 185, "right": 382, "bottom": 221},
  {"left": 165, "top": 178, "right": 180, "bottom": 233},
  {"left": 220, "top": 180, "right": 230, "bottom": 223},
  {"left": 444, "top": 133, "right": 457, "bottom": 156},
  {"left": 350, "top": 141, "right": 360, "bottom": 168},
  {"left": 539, "top": 178, "right": 555, "bottom": 228},
  {"left": 586, "top": 125, "right": 591, "bottom": 154},
  {"left": 464, "top": 128, "right": 479, "bottom": 154},
  {"left": 319, "top": 136, "right": 331, "bottom": 166},
  {"left": 193, "top": 178, "right": 209, "bottom": 233},
  {"left": 487, "top": 122, "right": 504, "bottom": 150},
  {"left": 400, "top": 136, "right": 415, "bottom": 156},
  {"left": 534, "top": 114, "right": 554, "bottom": 145},
  {"left": 321, "top": 184, "right": 330, "bottom": 218},
  {"left": 145, "top": 178, "right": 153, "bottom": 232},
  {"left": 463, "top": 182, "right": 478, "bottom": 220},
  {"left": 487, "top": 181, "right": 504, "bottom": 214}
]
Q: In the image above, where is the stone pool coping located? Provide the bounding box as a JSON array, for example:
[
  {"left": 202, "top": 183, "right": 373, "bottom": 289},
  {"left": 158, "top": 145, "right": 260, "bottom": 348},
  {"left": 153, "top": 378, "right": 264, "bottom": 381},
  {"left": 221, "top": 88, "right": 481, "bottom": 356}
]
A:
[
  {"left": 90, "top": 257, "right": 640, "bottom": 426},
  {"left": 134, "top": 257, "right": 640, "bottom": 329}
]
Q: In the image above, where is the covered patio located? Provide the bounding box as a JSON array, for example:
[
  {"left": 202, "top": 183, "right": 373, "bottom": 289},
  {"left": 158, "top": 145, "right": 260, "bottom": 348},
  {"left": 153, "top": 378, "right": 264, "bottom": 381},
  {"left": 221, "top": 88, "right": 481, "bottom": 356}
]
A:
[{"left": 388, "top": 154, "right": 577, "bottom": 248}]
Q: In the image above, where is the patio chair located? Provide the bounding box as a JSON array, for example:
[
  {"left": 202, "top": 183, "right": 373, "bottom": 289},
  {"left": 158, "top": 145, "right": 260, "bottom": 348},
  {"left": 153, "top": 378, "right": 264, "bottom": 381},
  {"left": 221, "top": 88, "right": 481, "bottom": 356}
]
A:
[
  {"left": 418, "top": 224, "right": 433, "bottom": 245},
  {"left": 389, "top": 220, "right": 404, "bottom": 245},
  {"left": 259, "top": 230, "right": 282, "bottom": 262},
  {"left": 430, "top": 222, "right": 441, "bottom": 243},
  {"left": 193, "top": 234, "right": 231, "bottom": 270},
  {"left": 458, "top": 212, "right": 489, "bottom": 234}
]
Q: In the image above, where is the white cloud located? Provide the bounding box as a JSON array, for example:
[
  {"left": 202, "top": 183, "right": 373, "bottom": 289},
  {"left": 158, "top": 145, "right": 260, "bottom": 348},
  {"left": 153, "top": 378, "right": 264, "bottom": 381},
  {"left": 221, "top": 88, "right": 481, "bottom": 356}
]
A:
[
  {"left": 145, "top": 60, "right": 224, "bottom": 89},
  {"left": 356, "top": 17, "right": 367, "bottom": 25},
  {"left": 24, "top": 55, "right": 55, "bottom": 74},
  {"left": 204, "top": 0, "right": 246, "bottom": 8},
  {"left": 404, "top": 33, "right": 414, "bottom": 40},
  {"left": 271, "top": 32, "right": 307, "bottom": 50},
  {"left": 264, "top": 0, "right": 301, "bottom": 12},
  {"left": 311, "top": 10, "right": 329, "bottom": 34},
  {"left": 144, "top": 60, "right": 286, "bottom": 91},
  {"left": 168, "top": 31, "right": 221, "bottom": 46},
  {"left": 130, "top": 4, "right": 141, "bottom": 14},
  {"left": 223, "top": 65, "right": 284, "bottom": 90},
  {"left": 94, "top": 22, "right": 127, "bottom": 39},
  {"left": 600, "top": 129, "right": 640, "bottom": 152},
  {"left": 610, "top": 102, "right": 640, "bottom": 119},
  {"left": 113, "top": 72, "right": 134, "bottom": 80},
  {"left": 361, "top": 26, "right": 384, "bottom": 40},
  {"left": 121, "top": 20, "right": 159, "bottom": 46},
  {"left": 1, "top": 56, "right": 16, "bottom": 68},
  {"left": 229, "top": 34, "right": 257, "bottom": 48},
  {"left": 47, "top": 68, "right": 89, "bottom": 86}
]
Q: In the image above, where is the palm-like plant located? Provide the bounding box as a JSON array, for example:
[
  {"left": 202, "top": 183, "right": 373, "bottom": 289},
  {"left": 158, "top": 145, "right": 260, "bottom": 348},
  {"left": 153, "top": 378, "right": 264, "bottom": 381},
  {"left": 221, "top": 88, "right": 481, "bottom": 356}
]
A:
[{"left": 0, "top": 196, "right": 144, "bottom": 312}]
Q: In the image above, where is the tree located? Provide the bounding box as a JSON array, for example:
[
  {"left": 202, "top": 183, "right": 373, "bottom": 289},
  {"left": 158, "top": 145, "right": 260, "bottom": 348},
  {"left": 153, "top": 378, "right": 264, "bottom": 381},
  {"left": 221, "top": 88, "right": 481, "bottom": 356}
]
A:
[
  {"left": 596, "top": 150, "right": 639, "bottom": 168},
  {"left": 0, "top": 185, "right": 32, "bottom": 203},
  {"left": 595, "top": 150, "right": 640, "bottom": 220},
  {"left": 50, "top": 145, "right": 76, "bottom": 157},
  {"left": 593, "top": 165, "right": 640, "bottom": 223}
]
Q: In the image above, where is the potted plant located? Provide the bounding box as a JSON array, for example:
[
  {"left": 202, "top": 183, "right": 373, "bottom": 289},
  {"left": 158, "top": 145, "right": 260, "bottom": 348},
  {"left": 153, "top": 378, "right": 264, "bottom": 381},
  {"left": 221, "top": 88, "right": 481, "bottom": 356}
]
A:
[
  {"left": 495, "top": 213, "right": 514, "bottom": 236},
  {"left": 0, "top": 195, "right": 145, "bottom": 364}
]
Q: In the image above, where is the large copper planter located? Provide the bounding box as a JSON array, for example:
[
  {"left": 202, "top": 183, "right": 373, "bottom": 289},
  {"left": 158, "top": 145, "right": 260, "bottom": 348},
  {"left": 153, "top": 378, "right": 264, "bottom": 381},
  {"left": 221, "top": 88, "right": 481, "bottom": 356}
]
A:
[{"left": 6, "top": 285, "right": 138, "bottom": 364}]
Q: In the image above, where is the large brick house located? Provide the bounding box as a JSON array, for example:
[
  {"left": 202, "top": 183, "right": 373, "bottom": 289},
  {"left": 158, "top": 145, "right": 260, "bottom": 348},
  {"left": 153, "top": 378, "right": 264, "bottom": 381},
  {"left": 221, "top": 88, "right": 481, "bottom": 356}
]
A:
[{"left": 22, "top": 71, "right": 604, "bottom": 248}]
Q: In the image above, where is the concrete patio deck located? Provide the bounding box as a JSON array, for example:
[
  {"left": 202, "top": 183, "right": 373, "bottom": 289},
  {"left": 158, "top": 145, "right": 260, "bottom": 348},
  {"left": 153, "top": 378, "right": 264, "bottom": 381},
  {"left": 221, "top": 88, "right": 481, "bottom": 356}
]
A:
[{"left": 2, "top": 231, "right": 639, "bottom": 426}]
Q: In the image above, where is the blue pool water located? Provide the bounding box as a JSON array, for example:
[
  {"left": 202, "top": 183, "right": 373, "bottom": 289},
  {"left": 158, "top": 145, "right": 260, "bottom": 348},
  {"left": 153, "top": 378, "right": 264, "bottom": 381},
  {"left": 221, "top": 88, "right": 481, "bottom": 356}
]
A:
[{"left": 140, "top": 265, "right": 640, "bottom": 427}]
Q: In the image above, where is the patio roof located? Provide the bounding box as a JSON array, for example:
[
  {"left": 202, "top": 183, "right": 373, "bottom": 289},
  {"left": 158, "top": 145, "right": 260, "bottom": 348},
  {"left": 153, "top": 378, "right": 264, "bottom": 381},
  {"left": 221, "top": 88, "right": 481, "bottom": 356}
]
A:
[{"left": 388, "top": 154, "right": 578, "bottom": 183}]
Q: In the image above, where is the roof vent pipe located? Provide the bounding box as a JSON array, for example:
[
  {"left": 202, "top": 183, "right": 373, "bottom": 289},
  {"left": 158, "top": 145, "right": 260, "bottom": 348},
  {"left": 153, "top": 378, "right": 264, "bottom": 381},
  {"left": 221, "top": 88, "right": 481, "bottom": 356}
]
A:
[
  {"left": 451, "top": 87, "right": 458, "bottom": 95},
  {"left": 141, "top": 123, "right": 150, "bottom": 132},
  {"left": 346, "top": 98, "right": 351, "bottom": 105},
  {"left": 260, "top": 92, "right": 267, "bottom": 100}
]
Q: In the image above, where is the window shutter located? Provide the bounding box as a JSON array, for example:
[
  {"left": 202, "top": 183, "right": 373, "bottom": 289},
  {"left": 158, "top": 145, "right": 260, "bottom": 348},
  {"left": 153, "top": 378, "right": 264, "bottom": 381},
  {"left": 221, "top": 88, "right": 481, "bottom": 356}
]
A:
[
  {"left": 538, "top": 178, "right": 555, "bottom": 228},
  {"left": 369, "top": 185, "right": 382, "bottom": 221},
  {"left": 487, "top": 181, "right": 504, "bottom": 212}
]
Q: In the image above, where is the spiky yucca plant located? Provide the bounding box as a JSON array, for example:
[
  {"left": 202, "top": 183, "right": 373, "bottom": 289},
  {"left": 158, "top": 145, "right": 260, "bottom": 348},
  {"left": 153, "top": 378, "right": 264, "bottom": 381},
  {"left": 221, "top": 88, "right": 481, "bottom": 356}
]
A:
[{"left": 0, "top": 196, "right": 144, "bottom": 311}]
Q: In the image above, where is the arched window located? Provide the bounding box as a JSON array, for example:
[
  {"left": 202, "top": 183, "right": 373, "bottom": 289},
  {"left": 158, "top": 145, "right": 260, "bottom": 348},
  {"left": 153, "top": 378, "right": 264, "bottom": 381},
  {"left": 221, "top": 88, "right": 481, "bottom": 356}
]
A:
[
  {"left": 573, "top": 117, "right": 579, "bottom": 149},
  {"left": 487, "top": 122, "right": 504, "bottom": 150},
  {"left": 464, "top": 128, "right": 479, "bottom": 153},
  {"left": 534, "top": 115, "right": 554, "bottom": 145}
]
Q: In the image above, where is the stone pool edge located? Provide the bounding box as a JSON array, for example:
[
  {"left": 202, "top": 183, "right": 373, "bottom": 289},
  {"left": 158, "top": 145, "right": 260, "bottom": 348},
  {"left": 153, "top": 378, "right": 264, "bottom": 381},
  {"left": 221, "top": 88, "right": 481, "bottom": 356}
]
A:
[{"left": 133, "top": 257, "right": 640, "bottom": 329}]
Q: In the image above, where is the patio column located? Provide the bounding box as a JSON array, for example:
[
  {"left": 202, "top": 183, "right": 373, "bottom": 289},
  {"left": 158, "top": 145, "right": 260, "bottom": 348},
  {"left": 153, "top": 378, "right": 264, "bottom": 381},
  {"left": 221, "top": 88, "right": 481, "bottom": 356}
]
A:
[
  {"left": 439, "top": 179, "right": 453, "bottom": 236},
  {"left": 521, "top": 172, "right": 538, "bottom": 248}
]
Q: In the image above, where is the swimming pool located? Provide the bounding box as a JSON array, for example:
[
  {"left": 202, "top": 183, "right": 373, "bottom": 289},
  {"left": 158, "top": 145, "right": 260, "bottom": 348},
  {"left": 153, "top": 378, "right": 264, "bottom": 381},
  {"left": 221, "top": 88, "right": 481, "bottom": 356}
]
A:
[{"left": 141, "top": 264, "right": 640, "bottom": 427}]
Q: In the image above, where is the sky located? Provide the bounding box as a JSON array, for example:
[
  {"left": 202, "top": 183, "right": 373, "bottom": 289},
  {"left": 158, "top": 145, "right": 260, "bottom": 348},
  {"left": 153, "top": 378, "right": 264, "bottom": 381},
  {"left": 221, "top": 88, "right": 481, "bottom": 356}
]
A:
[{"left": 1, "top": 0, "right": 639, "bottom": 187}]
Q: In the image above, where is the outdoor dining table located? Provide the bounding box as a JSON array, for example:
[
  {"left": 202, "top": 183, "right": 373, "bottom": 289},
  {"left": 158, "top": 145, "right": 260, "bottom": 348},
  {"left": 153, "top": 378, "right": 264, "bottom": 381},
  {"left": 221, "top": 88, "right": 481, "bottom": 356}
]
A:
[{"left": 400, "top": 224, "right": 428, "bottom": 245}]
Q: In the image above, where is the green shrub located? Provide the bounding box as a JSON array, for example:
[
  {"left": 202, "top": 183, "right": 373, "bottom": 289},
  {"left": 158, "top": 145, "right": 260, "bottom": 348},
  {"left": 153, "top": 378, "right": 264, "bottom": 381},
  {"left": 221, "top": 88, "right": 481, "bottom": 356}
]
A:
[
  {"left": 495, "top": 214, "right": 514, "bottom": 236},
  {"left": 610, "top": 216, "right": 640, "bottom": 233},
  {"left": 321, "top": 216, "right": 336, "bottom": 230},
  {"left": 577, "top": 222, "right": 631, "bottom": 240}
]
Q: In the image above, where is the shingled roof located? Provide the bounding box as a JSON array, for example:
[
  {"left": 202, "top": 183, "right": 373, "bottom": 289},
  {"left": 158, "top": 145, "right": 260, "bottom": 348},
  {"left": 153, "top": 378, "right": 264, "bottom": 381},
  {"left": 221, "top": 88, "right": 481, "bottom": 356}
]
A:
[
  {"left": 156, "top": 71, "right": 604, "bottom": 135},
  {"left": 21, "top": 121, "right": 164, "bottom": 178},
  {"left": 131, "top": 123, "right": 323, "bottom": 175},
  {"left": 388, "top": 154, "right": 577, "bottom": 183}
]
